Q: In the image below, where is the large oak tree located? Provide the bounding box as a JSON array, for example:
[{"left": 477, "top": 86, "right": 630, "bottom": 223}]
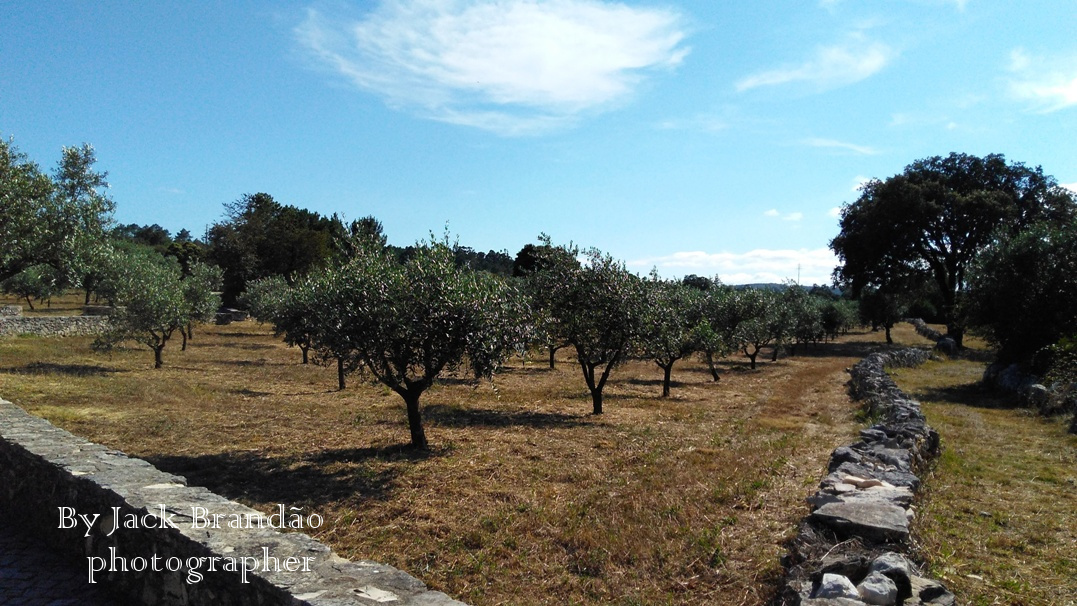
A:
[{"left": 831, "top": 153, "right": 1075, "bottom": 346}]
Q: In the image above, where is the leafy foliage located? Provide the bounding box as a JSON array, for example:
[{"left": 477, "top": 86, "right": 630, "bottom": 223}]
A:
[
  {"left": 93, "top": 251, "right": 189, "bottom": 368},
  {"left": 0, "top": 137, "right": 115, "bottom": 286},
  {"left": 966, "top": 220, "right": 1077, "bottom": 364},
  {"left": 832, "top": 152, "right": 1076, "bottom": 346},
  {"left": 1, "top": 264, "right": 61, "bottom": 310},
  {"left": 530, "top": 241, "right": 646, "bottom": 413},
  {"left": 639, "top": 275, "right": 700, "bottom": 397},
  {"left": 205, "top": 192, "right": 346, "bottom": 305}
]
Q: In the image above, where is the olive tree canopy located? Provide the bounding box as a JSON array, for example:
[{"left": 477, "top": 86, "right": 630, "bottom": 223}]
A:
[{"left": 1, "top": 138, "right": 114, "bottom": 286}]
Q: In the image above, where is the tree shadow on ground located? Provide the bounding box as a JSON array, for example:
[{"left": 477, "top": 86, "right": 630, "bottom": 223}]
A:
[
  {"left": 625, "top": 377, "right": 686, "bottom": 389},
  {"left": 423, "top": 403, "right": 591, "bottom": 429},
  {"left": 146, "top": 445, "right": 438, "bottom": 509},
  {"left": 1, "top": 362, "right": 121, "bottom": 376},
  {"left": 217, "top": 358, "right": 289, "bottom": 368},
  {"left": 497, "top": 364, "right": 560, "bottom": 375},
  {"left": 213, "top": 331, "right": 265, "bottom": 338},
  {"left": 946, "top": 348, "right": 996, "bottom": 364},
  {"left": 436, "top": 376, "right": 480, "bottom": 387},
  {"left": 231, "top": 388, "right": 274, "bottom": 398},
  {"left": 230, "top": 343, "right": 277, "bottom": 351},
  {"left": 913, "top": 382, "right": 1016, "bottom": 409},
  {"left": 788, "top": 339, "right": 898, "bottom": 360}
]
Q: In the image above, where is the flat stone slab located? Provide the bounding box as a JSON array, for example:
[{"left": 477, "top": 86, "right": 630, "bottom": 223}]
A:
[{"left": 811, "top": 500, "right": 910, "bottom": 542}]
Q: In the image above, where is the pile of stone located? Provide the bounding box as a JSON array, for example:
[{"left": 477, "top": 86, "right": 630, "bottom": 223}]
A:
[
  {"left": 906, "top": 319, "right": 956, "bottom": 356},
  {"left": 1, "top": 304, "right": 21, "bottom": 317},
  {"left": 777, "top": 349, "right": 955, "bottom": 605},
  {"left": 214, "top": 308, "right": 250, "bottom": 325}
]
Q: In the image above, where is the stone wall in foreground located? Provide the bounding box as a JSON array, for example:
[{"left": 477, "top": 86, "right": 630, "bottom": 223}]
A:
[
  {"left": 0, "top": 398, "right": 466, "bottom": 606},
  {"left": 0, "top": 315, "right": 110, "bottom": 337},
  {"left": 776, "top": 349, "right": 955, "bottom": 605}
]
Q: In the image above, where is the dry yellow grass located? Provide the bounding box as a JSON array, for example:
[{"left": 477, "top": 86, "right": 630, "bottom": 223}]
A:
[
  {"left": 1, "top": 293, "right": 900, "bottom": 605},
  {"left": 888, "top": 334, "right": 1077, "bottom": 606}
]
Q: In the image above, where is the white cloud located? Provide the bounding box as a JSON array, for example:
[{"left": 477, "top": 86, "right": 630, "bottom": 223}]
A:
[
  {"left": 656, "top": 114, "right": 728, "bottom": 133},
  {"left": 628, "top": 248, "right": 839, "bottom": 285},
  {"left": 764, "top": 209, "right": 804, "bottom": 221},
  {"left": 295, "top": 1, "right": 689, "bottom": 135},
  {"left": 851, "top": 175, "right": 870, "bottom": 191},
  {"left": 735, "top": 33, "right": 892, "bottom": 92},
  {"left": 1007, "top": 47, "right": 1077, "bottom": 113},
  {"left": 1062, "top": 182, "right": 1077, "bottom": 193},
  {"left": 803, "top": 138, "right": 880, "bottom": 155},
  {"left": 828, "top": 206, "right": 842, "bottom": 218}
]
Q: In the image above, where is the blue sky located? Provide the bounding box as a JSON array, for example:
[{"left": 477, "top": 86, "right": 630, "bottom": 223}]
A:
[{"left": 2, "top": 1, "right": 1075, "bottom": 284}]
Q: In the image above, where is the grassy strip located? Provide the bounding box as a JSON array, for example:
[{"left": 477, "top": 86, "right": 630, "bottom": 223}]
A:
[{"left": 890, "top": 356, "right": 1077, "bottom": 606}]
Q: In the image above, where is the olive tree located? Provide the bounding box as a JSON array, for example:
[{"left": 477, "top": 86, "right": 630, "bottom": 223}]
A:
[
  {"left": 1, "top": 264, "right": 61, "bottom": 310},
  {"left": 326, "top": 240, "right": 521, "bottom": 449},
  {"left": 179, "top": 262, "right": 223, "bottom": 349},
  {"left": 93, "top": 251, "right": 189, "bottom": 368},
  {"left": 734, "top": 288, "right": 778, "bottom": 370},
  {"left": 244, "top": 275, "right": 319, "bottom": 365},
  {"left": 537, "top": 243, "right": 645, "bottom": 414},
  {"left": 1, "top": 138, "right": 115, "bottom": 286},
  {"left": 639, "top": 275, "right": 699, "bottom": 397},
  {"left": 693, "top": 285, "right": 746, "bottom": 381},
  {"left": 516, "top": 238, "right": 581, "bottom": 368}
]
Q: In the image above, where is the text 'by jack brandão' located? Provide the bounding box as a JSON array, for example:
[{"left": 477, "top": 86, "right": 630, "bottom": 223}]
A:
[{"left": 58, "top": 504, "right": 323, "bottom": 584}]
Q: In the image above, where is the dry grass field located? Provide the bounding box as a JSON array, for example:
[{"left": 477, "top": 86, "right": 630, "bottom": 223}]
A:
[
  {"left": 7, "top": 294, "right": 1073, "bottom": 604},
  {"left": 0, "top": 292, "right": 887, "bottom": 605}
]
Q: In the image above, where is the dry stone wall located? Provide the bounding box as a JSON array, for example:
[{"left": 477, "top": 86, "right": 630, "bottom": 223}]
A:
[
  {"left": 0, "top": 315, "right": 111, "bottom": 337},
  {"left": 776, "top": 348, "right": 955, "bottom": 606},
  {"left": 0, "top": 398, "right": 467, "bottom": 606}
]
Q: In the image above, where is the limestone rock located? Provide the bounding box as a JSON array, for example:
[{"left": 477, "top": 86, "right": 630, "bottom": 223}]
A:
[
  {"left": 857, "top": 571, "right": 898, "bottom": 605},
  {"left": 815, "top": 573, "right": 860, "bottom": 599},
  {"left": 811, "top": 500, "right": 910, "bottom": 542},
  {"left": 907, "top": 575, "right": 956, "bottom": 606}
]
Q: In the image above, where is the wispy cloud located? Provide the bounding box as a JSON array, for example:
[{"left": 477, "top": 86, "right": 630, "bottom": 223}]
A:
[
  {"left": 628, "top": 248, "right": 838, "bottom": 285},
  {"left": 764, "top": 209, "right": 803, "bottom": 221},
  {"left": 656, "top": 114, "right": 728, "bottom": 133},
  {"left": 851, "top": 175, "right": 870, "bottom": 191},
  {"left": 295, "top": 0, "right": 689, "bottom": 135},
  {"left": 823, "top": 0, "right": 968, "bottom": 12},
  {"left": 1007, "top": 47, "right": 1077, "bottom": 113},
  {"left": 802, "top": 138, "right": 880, "bottom": 155},
  {"left": 735, "top": 33, "right": 892, "bottom": 93},
  {"left": 828, "top": 207, "right": 842, "bottom": 218}
]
